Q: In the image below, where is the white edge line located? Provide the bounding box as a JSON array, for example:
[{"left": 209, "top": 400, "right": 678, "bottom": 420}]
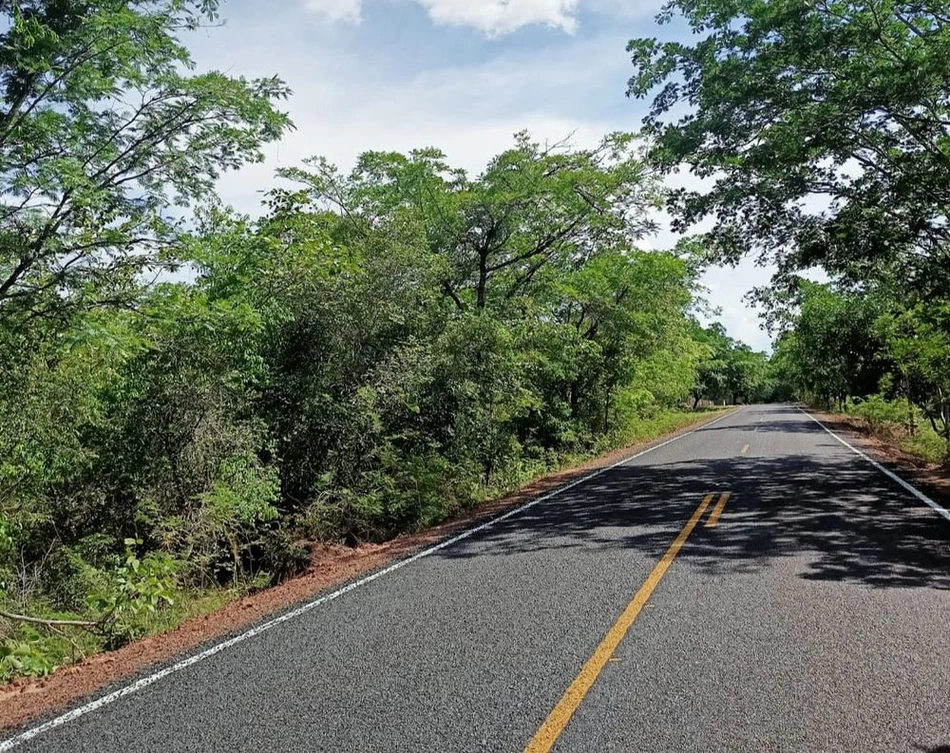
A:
[
  {"left": 797, "top": 405, "right": 950, "bottom": 524},
  {"left": 0, "top": 407, "right": 742, "bottom": 751}
]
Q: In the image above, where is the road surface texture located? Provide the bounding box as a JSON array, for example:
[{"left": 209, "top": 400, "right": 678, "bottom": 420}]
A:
[{"left": 7, "top": 405, "right": 950, "bottom": 752}]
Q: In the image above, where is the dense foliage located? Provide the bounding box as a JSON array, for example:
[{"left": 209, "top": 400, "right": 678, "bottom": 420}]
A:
[
  {"left": 769, "top": 280, "right": 950, "bottom": 458},
  {"left": 689, "top": 322, "right": 771, "bottom": 407},
  {"left": 0, "top": 3, "right": 772, "bottom": 681},
  {"left": 628, "top": 0, "right": 950, "bottom": 295},
  {"left": 628, "top": 0, "right": 950, "bottom": 460}
]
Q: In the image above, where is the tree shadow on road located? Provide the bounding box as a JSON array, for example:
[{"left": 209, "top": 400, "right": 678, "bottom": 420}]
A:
[{"left": 435, "top": 409, "right": 950, "bottom": 591}]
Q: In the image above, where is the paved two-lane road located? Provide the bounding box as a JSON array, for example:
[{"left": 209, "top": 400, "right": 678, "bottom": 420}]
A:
[{"left": 8, "top": 405, "right": 950, "bottom": 752}]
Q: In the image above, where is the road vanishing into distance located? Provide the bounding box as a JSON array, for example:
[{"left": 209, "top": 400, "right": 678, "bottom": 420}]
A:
[{"left": 7, "top": 405, "right": 950, "bottom": 752}]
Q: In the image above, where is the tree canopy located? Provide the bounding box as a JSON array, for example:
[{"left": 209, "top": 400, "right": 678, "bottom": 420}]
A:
[
  {"left": 628, "top": 0, "right": 950, "bottom": 295},
  {"left": 0, "top": 0, "right": 292, "bottom": 329},
  {"left": 277, "top": 132, "right": 660, "bottom": 311},
  {"left": 629, "top": 0, "right": 950, "bottom": 460}
]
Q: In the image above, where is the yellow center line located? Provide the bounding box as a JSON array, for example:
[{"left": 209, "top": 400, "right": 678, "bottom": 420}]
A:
[
  {"left": 522, "top": 493, "right": 717, "bottom": 753},
  {"left": 705, "top": 492, "right": 732, "bottom": 529},
  {"left": 740, "top": 444, "right": 750, "bottom": 455}
]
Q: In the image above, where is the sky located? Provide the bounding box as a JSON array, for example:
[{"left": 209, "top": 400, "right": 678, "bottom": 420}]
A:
[{"left": 185, "top": 0, "right": 774, "bottom": 350}]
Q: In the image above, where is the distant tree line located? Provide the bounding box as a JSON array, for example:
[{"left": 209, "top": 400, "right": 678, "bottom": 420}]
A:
[
  {"left": 769, "top": 281, "right": 950, "bottom": 459},
  {"left": 628, "top": 0, "right": 950, "bottom": 460}
]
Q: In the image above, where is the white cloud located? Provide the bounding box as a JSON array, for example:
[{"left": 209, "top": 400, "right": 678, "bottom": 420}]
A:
[
  {"left": 300, "top": 0, "right": 579, "bottom": 34},
  {"left": 299, "top": 0, "right": 666, "bottom": 35},
  {"left": 303, "top": 0, "right": 362, "bottom": 23},
  {"left": 416, "top": 0, "right": 579, "bottom": 35},
  {"left": 190, "top": 10, "right": 774, "bottom": 349},
  {"left": 194, "top": 29, "right": 629, "bottom": 206},
  {"left": 587, "top": 0, "right": 664, "bottom": 21}
]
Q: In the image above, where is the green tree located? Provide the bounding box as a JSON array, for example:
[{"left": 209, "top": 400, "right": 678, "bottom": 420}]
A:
[
  {"left": 723, "top": 344, "right": 769, "bottom": 406},
  {"left": 552, "top": 249, "right": 699, "bottom": 431},
  {"left": 0, "top": 0, "right": 296, "bottom": 659},
  {"left": 628, "top": 0, "right": 950, "bottom": 294},
  {"left": 688, "top": 322, "right": 771, "bottom": 406},
  {"left": 774, "top": 282, "right": 887, "bottom": 408},
  {"left": 277, "top": 132, "right": 661, "bottom": 312},
  {"left": 0, "top": 0, "right": 292, "bottom": 328},
  {"left": 689, "top": 323, "right": 731, "bottom": 407},
  {"left": 877, "top": 302, "right": 950, "bottom": 449}
]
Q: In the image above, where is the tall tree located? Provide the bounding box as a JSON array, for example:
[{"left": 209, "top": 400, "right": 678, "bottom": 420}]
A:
[
  {"left": 0, "top": 0, "right": 292, "bottom": 328},
  {"left": 769, "top": 281, "right": 888, "bottom": 407},
  {"left": 877, "top": 301, "right": 950, "bottom": 447},
  {"left": 276, "top": 132, "right": 661, "bottom": 312},
  {"left": 628, "top": 0, "right": 950, "bottom": 295}
]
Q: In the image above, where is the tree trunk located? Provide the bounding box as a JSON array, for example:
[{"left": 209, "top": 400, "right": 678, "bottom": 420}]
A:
[
  {"left": 570, "top": 381, "right": 580, "bottom": 419},
  {"left": 906, "top": 375, "right": 916, "bottom": 436},
  {"left": 476, "top": 249, "right": 489, "bottom": 309}
]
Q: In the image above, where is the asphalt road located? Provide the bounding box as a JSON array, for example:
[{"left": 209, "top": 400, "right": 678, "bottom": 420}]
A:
[{"left": 9, "top": 405, "right": 950, "bottom": 752}]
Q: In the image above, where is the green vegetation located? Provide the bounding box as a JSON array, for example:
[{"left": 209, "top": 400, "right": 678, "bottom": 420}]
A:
[
  {"left": 628, "top": 0, "right": 950, "bottom": 294},
  {"left": 629, "top": 0, "right": 950, "bottom": 465},
  {"left": 690, "top": 322, "right": 771, "bottom": 408},
  {"left": 0, "top": 2, "right": 763, "bottom": 681},
  {"left": 7, "top": 0, "right": 950, "bottom": 679},
  {"left": 845, "top": 396, "right": 948, "bottom": 465},
  {"left": 766, "top": 282, "right": 950, "bottom": 463},
  {"left": 12, "top": 0, "right": 946, "bottom": 685}
]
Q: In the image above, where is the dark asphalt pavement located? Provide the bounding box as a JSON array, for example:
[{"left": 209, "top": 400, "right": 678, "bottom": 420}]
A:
[{"left": 10, "top": 405, "right": 950, "bottom": 752}]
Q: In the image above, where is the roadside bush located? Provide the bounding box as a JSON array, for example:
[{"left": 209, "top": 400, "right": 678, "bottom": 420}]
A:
[
  {"left": 845, "top": 395, "right": 912, "bottom": 435},
  {"left": 87, "top": 541, "right": 178, "bottom": 647},
  {"left": 39, "top": 541, "right": 115, "bottom": 614},
  {"left": 0, "top": 630, "right": 61, "bottom": 682},
  {"left": 254, "top": 528, "right": 311, "bottom": 585},
  {"left": 845, "top": 395, "right": 949, "bottom": 465}
]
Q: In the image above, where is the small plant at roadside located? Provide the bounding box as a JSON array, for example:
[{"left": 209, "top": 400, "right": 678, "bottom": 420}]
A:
[
  {"left": 0, "top": 629, "right": 60, "bottom": 682},
  {"left": 87, "top": 540, "right": 178, "bottom": 647}
]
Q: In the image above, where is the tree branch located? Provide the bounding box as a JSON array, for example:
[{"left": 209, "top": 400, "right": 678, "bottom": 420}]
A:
[{"left": 0, "top": 609, "right": 98, "bottom": 629}]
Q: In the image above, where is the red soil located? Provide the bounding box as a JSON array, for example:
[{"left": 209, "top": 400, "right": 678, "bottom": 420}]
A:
[
  {"left": 813, "top": 410, "right": 950, "bottom": 506},
  {"left": 0, "top": 410, "right": 730, "bottom": 733}
]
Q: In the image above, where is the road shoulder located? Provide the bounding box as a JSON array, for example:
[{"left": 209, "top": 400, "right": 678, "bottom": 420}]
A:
[
  {"left": 0, "top": 409, "right": 735, "bottom": 733},
  {"left": 808, "top": 407, "right": 950, "bottom": 513}
]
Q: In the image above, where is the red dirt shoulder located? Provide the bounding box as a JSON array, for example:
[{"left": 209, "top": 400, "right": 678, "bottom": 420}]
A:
[{"left": 0, "top": 410, "right": 730, "bottom": 732}]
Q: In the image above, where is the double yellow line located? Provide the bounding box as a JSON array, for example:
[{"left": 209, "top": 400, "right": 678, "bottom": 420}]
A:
[
  {"left": 523, "top": 491, "right": 731, "bottom": 753},
  {"left": 705, "top": 491, "right": 731, "bottom": 529}
]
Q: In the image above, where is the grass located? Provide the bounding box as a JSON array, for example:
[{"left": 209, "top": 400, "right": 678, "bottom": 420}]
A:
[
  {"left": 0, "top": 583, "right": 255, "bottom": 683},
  {"left": 837, "top": 398, "right": 949, "bottom": 466},
  {"left": 896, "top": 428, "right": 948, "bottom": 465},
  {"left": 610, "top": 407, "right": 730, "bottom": 450}
]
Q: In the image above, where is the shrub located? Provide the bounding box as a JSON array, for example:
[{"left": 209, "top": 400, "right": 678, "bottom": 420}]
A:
[
  {"left": 88, "top": 540, "right": 178, "bottom": 646},
  {"left": 846, "top": 395, "right": 912, "bottom": 434}
]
